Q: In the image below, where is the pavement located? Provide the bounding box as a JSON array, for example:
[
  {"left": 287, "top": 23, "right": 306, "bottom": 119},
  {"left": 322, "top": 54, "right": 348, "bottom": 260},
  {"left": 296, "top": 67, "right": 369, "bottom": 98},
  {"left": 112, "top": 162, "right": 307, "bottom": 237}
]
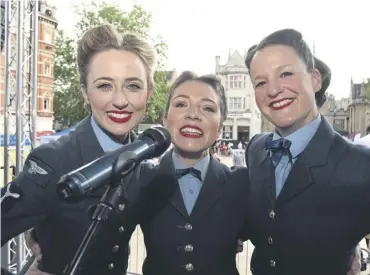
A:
[{"left": 218, "top": 155, "right": 234, "bottom": 167}]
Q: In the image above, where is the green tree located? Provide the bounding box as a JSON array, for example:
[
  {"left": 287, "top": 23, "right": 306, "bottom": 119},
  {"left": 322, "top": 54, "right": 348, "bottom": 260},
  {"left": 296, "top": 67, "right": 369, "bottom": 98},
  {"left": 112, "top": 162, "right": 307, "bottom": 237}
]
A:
[
  {"left": 53, "top": 30, "right": 87, "bottom": 126},
  {"left": 53, "top": 1, "right": 168, "bottom": 128},
  {"left": 142, "top": 71, "right": 170, "bottom": 124}
]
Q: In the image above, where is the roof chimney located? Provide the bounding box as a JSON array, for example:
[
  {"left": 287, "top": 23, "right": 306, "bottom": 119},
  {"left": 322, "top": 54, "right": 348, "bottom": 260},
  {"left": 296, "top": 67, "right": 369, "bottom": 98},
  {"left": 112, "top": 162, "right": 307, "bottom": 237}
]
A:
[{"left": 215, "top": 56, "right": 220, "bottom": 67}]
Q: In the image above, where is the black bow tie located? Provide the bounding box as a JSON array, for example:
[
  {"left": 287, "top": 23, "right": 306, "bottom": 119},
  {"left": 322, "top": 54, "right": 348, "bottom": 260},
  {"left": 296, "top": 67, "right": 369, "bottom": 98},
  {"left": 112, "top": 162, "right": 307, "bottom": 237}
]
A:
[
  {"left": 176, "top": 168, "right": 202, "bottom": 181},
  {"left": 265, "top": 138, "right": 292, "bottom": 168}
]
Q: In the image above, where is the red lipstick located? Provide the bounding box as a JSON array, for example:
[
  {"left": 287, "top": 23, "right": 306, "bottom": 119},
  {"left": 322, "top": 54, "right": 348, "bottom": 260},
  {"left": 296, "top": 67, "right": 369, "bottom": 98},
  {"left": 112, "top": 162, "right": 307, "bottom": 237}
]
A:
[
  {"left": 107, "top": 111, "right": 132, "bottom": 123},
  {"left": 269, "top": 98, "right": 294, "bottom": 111},
  {"left": 179, "top": 125, "right": 203, "bottom": 139}
]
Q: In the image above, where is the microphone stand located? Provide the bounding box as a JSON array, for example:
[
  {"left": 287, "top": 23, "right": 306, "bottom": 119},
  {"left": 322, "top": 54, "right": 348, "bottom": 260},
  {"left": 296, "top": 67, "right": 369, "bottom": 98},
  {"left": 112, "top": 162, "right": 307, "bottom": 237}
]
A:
[{"left": 63, "top": 154, "right": 137, "bottom": 275}]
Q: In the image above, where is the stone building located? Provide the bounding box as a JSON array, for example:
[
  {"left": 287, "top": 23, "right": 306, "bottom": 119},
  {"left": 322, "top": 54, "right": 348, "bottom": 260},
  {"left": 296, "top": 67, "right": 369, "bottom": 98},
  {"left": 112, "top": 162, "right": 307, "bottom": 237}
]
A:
[
  {"left": 348, "top": 80, "right": 370, "bottom": 136},
  {"left": 215, "top": 50, "right": 261, "bottom": 143},
  {"left": 320, "top": 94, "right": 350, "bottom": 134},
  {"left": 0, "top": 0, "right": 58, "bottom": 136}
]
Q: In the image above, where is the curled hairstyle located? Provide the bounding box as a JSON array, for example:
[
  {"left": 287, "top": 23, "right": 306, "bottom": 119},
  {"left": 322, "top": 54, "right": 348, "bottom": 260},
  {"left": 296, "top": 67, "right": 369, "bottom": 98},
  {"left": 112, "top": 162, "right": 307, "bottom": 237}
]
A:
[
  {"left": 164, "top": 71, "right": 228, "bottom": 123},
  {"left": 245, "top": 29, "right": 331, "bottom": 108},
  {"left": 77, "top": 24, "right": 156, "bottom": 90}
]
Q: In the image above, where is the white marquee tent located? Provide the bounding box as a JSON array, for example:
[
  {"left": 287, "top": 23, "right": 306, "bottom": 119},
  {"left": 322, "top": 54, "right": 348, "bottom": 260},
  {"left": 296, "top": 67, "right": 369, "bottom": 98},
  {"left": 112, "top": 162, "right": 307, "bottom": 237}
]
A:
[{"left": 39, "top": 127, "right": 76, "bottom": 145}]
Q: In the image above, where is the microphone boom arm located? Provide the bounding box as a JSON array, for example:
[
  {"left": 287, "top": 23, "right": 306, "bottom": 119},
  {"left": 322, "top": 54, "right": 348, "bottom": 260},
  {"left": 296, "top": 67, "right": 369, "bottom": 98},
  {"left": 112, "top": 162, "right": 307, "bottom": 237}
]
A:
[{"left": 63, "top": 154, "right": 137, "bottom": 275}]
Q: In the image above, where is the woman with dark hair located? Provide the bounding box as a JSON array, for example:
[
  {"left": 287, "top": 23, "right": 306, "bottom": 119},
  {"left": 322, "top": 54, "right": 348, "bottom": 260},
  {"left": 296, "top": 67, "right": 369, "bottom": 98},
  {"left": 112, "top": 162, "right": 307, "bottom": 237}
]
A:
[
  {"left": 243, "top": 28, "right": 370, "bottom": 275},
  {"left": 85, "top": 71, "right": 249, "bottom": 275}
]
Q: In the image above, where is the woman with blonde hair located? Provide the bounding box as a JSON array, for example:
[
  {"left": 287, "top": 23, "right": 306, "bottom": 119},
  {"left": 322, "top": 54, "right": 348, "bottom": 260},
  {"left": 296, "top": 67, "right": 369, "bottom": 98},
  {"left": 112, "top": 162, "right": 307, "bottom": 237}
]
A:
[{"left": 1, "top": 24, "right": 156, "bottom": 275}]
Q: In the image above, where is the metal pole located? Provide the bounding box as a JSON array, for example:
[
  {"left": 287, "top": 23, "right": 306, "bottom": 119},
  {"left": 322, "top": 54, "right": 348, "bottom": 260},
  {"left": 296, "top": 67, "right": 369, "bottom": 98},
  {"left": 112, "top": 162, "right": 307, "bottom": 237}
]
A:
[
  {"left": 31, "top": 0, "right": 38, "bottom": 147},
  {"left": 3, "top": 1, "right": 39, "bottom": 271},
  {"left": 2, "top": 0, "right": 38, "bottom": 272},
  {"left": 2, "top": 0, "right": 11, "bottom": 269},
  {"left": 16, "top": 0, "right": 25, "bottom": 272},
  {"left": 3, "top": 0, "right": 11, "bottom": 194},
  {"left": 16, "top": 0, "right": 25, "bottom": 176}
]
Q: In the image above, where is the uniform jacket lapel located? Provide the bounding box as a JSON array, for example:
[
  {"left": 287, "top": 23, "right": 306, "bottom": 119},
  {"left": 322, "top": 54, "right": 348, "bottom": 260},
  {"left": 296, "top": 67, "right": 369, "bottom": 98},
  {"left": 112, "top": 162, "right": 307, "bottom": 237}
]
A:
[
  {"left": 74, "top": 116, "right": 137, "bottom": 197},
  {"left": 158, "top": 151, "right": 189, "bottom": 219},
  {"left": 157, "top": 152, "right": 229, "bottom": 221},
  {"left": 75, "top": 117, "right": 104, "bottom": 165},
  {"left": 190, "top": 157, "right": 227, "bottom": 221},
  {"left": 250, "top": 133, "right": 276, "bottom": 207},
  {"left": 277, "top": 116, "right": 335, "bottom": 204},
  {"left": 75, "top": 116, "right": 138, "bottom": 165}
]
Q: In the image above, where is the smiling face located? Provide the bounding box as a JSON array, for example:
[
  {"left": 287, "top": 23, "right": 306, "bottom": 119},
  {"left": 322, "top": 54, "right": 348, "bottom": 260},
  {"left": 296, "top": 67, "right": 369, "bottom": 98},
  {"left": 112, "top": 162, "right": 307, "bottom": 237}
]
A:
[
  {"left": 250, "top": 45, "right": 322, "bottom": 136},
  {"left": 163, "top": 80, "right": 222, "bottom": 156},
  {"left": 83, "top": 49, "right": 151, "bottom": 139}
]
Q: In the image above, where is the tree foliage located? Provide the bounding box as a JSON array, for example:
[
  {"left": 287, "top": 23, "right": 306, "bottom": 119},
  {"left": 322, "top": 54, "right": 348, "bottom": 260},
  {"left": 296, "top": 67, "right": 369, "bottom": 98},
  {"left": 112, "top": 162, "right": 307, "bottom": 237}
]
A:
[
  {"left": 53, "top": 1, "right": 168, "bottom": 128},
  {"left": 143, "top": 71, "right": 170, "bottom": 124},
  {"left": 53, "top": 30, "right": 87, "bottom": 127}
]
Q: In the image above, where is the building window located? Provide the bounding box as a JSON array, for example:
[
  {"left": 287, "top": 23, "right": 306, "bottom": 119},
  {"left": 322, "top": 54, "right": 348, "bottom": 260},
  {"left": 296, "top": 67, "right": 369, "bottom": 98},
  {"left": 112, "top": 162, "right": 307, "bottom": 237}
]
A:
[
  {"left": 43, "top": 98, "right": 50, "bottom": 111},
  {"left": 44, "top": 29, "right": 52, "bottom": 44},
  {"left": 333, "top": 119, "right": 344, "bottom": 130},
  {"left": 44, "top": 63, "right": 50, "bottom": 76},
  {"left": 228, "top": 97, "right": 244, "bottom": 110},
  {"left": 1, "top": 5, "right": 5, "bottom": 25},
  {"left": 1, "top": 6, "right": 5, "bottom": 49},
  {"left": 229, "top": 75, "right": 243, "bottom": 89},
  {"left": 222, "top": 126, "right": 232, "bottom": 139},
  {"left": 246, "top": 95, "right": 252, "bottom": 111}
]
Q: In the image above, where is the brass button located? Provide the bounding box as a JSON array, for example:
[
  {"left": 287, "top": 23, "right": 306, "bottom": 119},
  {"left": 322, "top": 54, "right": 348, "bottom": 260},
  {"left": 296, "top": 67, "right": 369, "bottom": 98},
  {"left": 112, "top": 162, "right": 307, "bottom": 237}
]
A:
[
  {"left": 269, "top": 209, "right": 275, "bottom": 219},
  {"left": 112, "top": 245, "right": 119, "bottom": 252},
  {"left": 108, "top": 263, "right": 114, "bottom": 270},
  {"left": 268, "top": 237, "right": 273, "bottom": 244},
  {"left": 184, "top": 244, "right": 194, "bottom": 252},
  {"left": 270, "top": 260, "right": 276, "bottom": 267},
  {"left": 184, "top": 223, "right": 192, "bottom": 231},
  {"left": 185, "top": 263, "right": 194, "bottom": 271},
  {"left": 118, "top": 226, "right": 125, "bottom": 233}
]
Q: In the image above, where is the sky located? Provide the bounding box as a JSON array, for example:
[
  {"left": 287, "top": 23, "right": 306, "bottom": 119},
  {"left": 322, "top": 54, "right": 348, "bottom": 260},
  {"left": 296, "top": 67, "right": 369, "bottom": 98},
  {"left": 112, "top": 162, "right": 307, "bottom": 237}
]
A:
[{"left": 49, "top": 0, "right": 370, "bottom": 99}]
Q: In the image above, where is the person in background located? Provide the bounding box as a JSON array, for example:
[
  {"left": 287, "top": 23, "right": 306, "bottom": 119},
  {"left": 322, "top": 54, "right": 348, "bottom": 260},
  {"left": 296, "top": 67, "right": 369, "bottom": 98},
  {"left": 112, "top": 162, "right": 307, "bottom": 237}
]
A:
[
  {"left": 1, "top": 24, "right": 156, "bottom": 275},
  {"left": 243, "top": 28, "right": 370, "bottom": 275},
  {"left": 238, "top": 141, "right": 243, "bottom": 150},
  {"left": 210, "top": 146, "right": 220, "bottom": 161},
  {"left": 232, "top": 150, "right": 245, "bottom": 167},
  {"left": 216, "top": 139, "right": 221, "bottom": 154},
  {"left": 227, "top": 142, "right": 233, "bottom": 156}
]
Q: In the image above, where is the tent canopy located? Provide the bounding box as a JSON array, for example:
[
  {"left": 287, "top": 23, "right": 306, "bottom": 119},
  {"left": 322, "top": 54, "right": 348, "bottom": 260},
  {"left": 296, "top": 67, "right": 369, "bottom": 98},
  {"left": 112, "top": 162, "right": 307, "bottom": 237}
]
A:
[
  {"left": 0, "top": 134, "right": 31, "bottom": 146},
  {"left": 39, "top": 126, "right": 76, "bottom": 145},
  {"left": 355, "top": 134, "right": 370, "bottom": 147}
]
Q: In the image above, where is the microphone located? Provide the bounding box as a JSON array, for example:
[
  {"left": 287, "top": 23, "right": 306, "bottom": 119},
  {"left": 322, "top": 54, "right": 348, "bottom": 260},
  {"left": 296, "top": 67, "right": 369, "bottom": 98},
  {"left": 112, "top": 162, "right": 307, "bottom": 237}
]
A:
[{"left": 56, "top": 126, "right": 171, "bottom": 202}]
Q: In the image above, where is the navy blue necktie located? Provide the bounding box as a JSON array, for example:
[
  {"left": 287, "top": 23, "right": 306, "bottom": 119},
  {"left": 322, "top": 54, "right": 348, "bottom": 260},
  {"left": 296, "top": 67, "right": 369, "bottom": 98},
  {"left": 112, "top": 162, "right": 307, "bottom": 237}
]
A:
[
  {"left": 265, "top": 138, "right": 292, "bottom": 168},
  {"left": 176, "top": 168, "right": 202, "bottom": 181}
]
